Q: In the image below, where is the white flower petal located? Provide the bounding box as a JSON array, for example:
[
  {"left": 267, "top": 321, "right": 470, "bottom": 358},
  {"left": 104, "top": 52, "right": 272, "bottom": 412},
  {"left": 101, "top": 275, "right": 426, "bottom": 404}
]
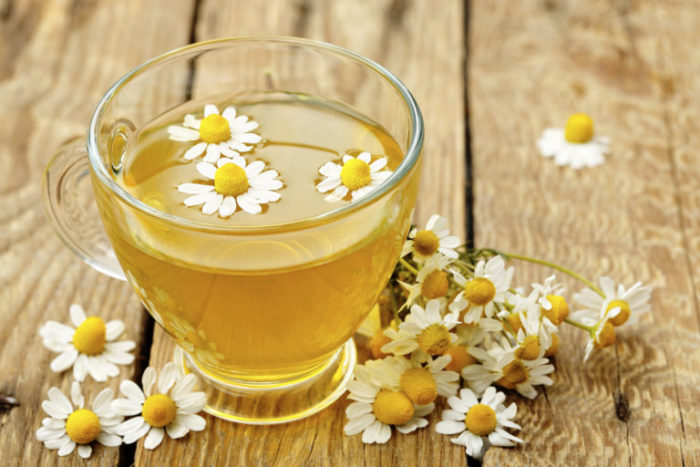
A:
[
  {"left": 171, "top": 374, "right": 198, "bottom": 399},
  {"left": 58, "top": 440, "right": 76, "bottom": 456},
  {"left": 219, "top": 196, "right": 237, "bottom": 217},
  {"left": 165, "top": 420, "right": 188, "bottom": 439},
  {"left": 105, "top": 320, "right": 125, "bottom": 341},
  {"left": 112, "top": 398, "right": 143, "bottom": 416},
  {"left": 143, "top": 368, "right": 156, "bottom": 397},
  {"left": 202, "top": 194, "right": 224, "bottom": 215},
  {"left": 158, "top": 363, "right": 178, "bottom": 393},
  {"left": 178, "top": 183, "right": 214, "bottom": 195},
  {"left": 97, "top": 432, "right": 122, "bottom": 447},
  {"left": 184, "top": 142, "right": 207, "bottom": 160},
  {"left": 177, "top": 413, "right": 206, "bottom": 431},
  {"left": 69, "top": 304, "right": 86, "bottom": 327},
  {"left": 196, "top": 162, "right": 217, "bottom": 180},
  {"left": 50, "top": 349, "right": 78, "bottom": 373},
  {"left": 237, "top": 194, "right": 262, "bottom": 214},
  {"left": 144, "top": 427, "right": 165, "bottom": 449},
  {"left": 203, "top": 104, "right": 219, "bottom": 117},
  {"left": 47, "top": 388, "right": 73, "bottom": 415},
  {"left": 92, "top": 388, "right": 114, "bottom": 414}
]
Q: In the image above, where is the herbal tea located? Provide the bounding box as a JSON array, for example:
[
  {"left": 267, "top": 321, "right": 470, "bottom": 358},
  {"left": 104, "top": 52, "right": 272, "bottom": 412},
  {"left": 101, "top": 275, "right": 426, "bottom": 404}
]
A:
[{"left": 100, "top": 94, "right": 416, "bottom": 382}]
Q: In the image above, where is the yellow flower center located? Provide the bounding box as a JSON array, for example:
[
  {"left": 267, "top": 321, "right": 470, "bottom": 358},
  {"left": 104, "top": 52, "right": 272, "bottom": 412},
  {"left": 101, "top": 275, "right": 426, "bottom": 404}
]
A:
[
  {"left": 543, "top": 295, "right": 569, "bottom": 325},
  {"left": 464, "top": 277, "right": 496, "bottom": 306},
  {"left": 464, "top": 403, "right": 497, "bottom": 436},
  {"left": 368, "top": 329, "right": 392, "bottom": 359},
  {"left": 142, "top": 394, "right": 177, "bottom": 428},
  {"left": 514, "top": 335, "right": 540, "bottom": 360},
  {"left": 372, "top": 390, "right": 415, "bottom": 426},
  {"left": 544, "top": 332, "right": 559, "bottom": 357},
  {"left": 497, "top": 359, "right": 529, "bottom": 389},
  {"left": 400, "top": 368, "right": 438, "bottom": 405},
  {"left": 416, "top": 323, "right": 451, "bottom": 356},
  {"left": 594, "top": 322, "right": 616, "bottom": 349},
  {"left": 340, "top": 158, "right": 371, "bottom": 191},
  {"left": 72, "top": 317, "right": 106, "bottom": 355},
  {"left": 414, "top": 230, "right": 440, "bottom": 256},
  {"left": 444, "top": 344, "right": 476, "bottom": 372},
  {"left": 504, "top": 312, "right": 523, "bottom": 334},
  {"left": 564, "top": 113, "right": 594, "bottom": 143},
  {"left": 605, "top": 300, "right": 631, "bottom": 326},
  {"left": 65, "top": 409, "right": 100, "bottom": 444},
  {"left": 199, "top": 114, "right": 231, "bottom": 144},
  {"left": 214, "top": 163, "right": 249, "bottom": 197},
  {"left": 421, "top": 270, "right": 449, "bottom": 299}
]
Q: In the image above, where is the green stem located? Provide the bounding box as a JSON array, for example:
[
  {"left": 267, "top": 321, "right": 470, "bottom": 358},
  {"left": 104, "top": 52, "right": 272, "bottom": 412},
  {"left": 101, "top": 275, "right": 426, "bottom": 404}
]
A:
[
  {"left": 400, "top": 258, "right": 419, "bottom": 276},
  {"left": 496, "top": 251, "right": 605, "bottom": 298},
  {"left": 564, "top": 318, "right": 593, "bottom": 333}
]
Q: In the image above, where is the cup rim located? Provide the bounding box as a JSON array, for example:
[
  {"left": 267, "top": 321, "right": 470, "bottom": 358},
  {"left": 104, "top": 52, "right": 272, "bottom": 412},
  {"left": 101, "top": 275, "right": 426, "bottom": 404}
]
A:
[{"left": 87, "top": 36, "right": 423, "bottom": 233}]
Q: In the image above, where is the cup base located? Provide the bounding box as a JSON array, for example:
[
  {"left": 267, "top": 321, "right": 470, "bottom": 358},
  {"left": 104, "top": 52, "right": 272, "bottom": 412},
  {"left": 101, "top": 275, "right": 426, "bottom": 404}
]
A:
[{"left": 174, "top": 339, "right": 357, "bottom": 425}]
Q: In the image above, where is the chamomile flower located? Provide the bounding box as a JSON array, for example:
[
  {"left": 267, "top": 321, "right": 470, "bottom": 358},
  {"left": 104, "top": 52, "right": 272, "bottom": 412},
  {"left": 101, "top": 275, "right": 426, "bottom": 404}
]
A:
[
  {"left": 435, "top": 387, "right": 521, "bottom": 460},
  {"left": 537, "top": 113, "right": 610, "bottom": 169},
  {"left": 510, "top": 306, "right": 555, "bottom": 361},
  {"left": 167, "top": 104, "right": 262, "bottom": 162},
  {"left": 581, "top": 315, "right": 616, "bottom": 361},
  {"left": 344, "top": 361, "right": 434, "bottom": 444},
  {"left": 373, "top": 356, "right": 459, "bottom": 405},
  {"left": 493, "top": 350, "right": 554, "bottom": 399},
  {"left": 402, "top": 214, "right": 461, "bottom": 260},
  {"left": 39, "top": 304, "right": 135, "bottom": 382},
  {"left": 400, "top": 255, "right": 451, "bottom": 308},
  {"left": 382, "top": 300, "right": 460, "bottom": 358},
  {"left": 316, "top": 152, "right": 393, "bottom": 202},
  {"left": 450, "top": 256, "right": 514, "bottom": 324},
  {"left": 36, "top": 382, "right": 122, "bottom": 458},
  {"left": 177, "top": 155, "right": 282, "bottom": 217},
  {"left": 113, "top": 363, "right": 207, "bottom": 449},
  {"left": 356, "top": 305, "right": 392, "bottom": 359},
  {"left": 573, "top": 276, "right": 652, "bottom": 327}
]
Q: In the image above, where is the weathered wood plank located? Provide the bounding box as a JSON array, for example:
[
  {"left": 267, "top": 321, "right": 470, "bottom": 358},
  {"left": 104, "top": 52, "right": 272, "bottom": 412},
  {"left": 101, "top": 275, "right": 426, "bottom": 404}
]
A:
[
  {"left": 135, "top": 0, "right": 467, "bottom": 465},
  {"left": 469, "top": 0, "right": 700, "bottom": 465},
  {"left": 0, "top": 0, "right": 194, "bottom": 465}
]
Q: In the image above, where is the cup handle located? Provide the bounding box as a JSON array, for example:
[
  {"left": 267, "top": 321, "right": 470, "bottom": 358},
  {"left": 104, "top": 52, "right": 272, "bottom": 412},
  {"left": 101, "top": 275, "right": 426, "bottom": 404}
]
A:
[{"left": 43, "top": 137, "right": 126, "bottom": 281}]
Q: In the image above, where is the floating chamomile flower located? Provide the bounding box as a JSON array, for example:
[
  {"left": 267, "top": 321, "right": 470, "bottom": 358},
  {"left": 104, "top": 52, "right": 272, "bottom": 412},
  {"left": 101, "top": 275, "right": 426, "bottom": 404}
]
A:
[
  {"left": 435, "top": 387, "right": 522, "bottom": 460},
  {"left": 316, "top": 152, "right": 393, "bottom": 202},
  {"left": 573, "top": 276, "right": 652, "bottom": 327},
  {"left": 402, "top": 214, "right": 461, "bottom": 260},
  {"left": 36, "top": 382, "right": 122, "bottom": 458},
  {"left": 168, "top": 104, "right": 262, "bottom": 162},
  {"left": 39, "top": 304, "right": 136, "bottom": 382},
  {"left": 344, "top": 362, "right": 434, "bottom": 444},
  {"left": 382, "top": 300, "right": 460, "bottom": 359},
  {"left": 113, "top": 363, "right": 207, "bottom": 449},
  {"left": 450, "top": 256, "right": 514, "bottom": 324},
  {"left": 537, "top": 113, "right": 610, "bottom": 169},
  {"left": 177, "top": 155, "right": 282, "bottom": 217}
]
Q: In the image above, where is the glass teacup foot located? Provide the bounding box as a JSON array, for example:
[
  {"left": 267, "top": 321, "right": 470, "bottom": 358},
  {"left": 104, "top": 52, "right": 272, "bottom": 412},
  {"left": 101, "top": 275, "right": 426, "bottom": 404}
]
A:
[{"left": 174, "top": 339, "right": 357, "bottom": 425}]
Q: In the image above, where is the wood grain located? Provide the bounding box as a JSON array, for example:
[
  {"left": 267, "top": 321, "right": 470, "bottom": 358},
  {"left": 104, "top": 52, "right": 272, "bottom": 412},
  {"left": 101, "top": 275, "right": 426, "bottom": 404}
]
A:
[
  {"left": 0, "top": 0, "right": 194, "bottom": 465},
  {"left": 468, "top": 0, "right": 700, "bottom": 465},
  {"left": 135, "top": 0, "right": 467, "bottom": 465}
]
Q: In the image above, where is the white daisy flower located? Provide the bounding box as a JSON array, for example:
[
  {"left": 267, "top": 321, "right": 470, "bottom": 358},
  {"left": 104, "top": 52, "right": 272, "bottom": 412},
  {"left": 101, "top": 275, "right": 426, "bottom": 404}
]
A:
[
  {"left": 449, "top": 256, "right": 514, "bottom": 324},
  {"left": 372, "top": 355, "right": 459, "bottom": 405},
  {"left": 581, "top": 315, "right": 616, "bottom": 361},
  {"left": 401, "top": 214, "right": 461, "bottom": 260},
  {"left": 400, "top": 255, "right": 451, "bottom": 308},
  {"left": 167, "top": 104, "right": 262, "bottom": 162},
  {"left": 39, "top": 304, "right": 135, "bottom": 382},
  {"left": 573, "top": 276, "right": 652, "bottom": 327},
  {"left": 344, "top": 361, "right": 434, "bottom": 444},
  {"left": 113, "top": 363, "right": 207, "bottom": 449},
  {"left": 36, "top": 382, "right": 122, "bottom": 458},
  {"left": 316, "top": 152, "right": 393, "bottom": 202},
  {"left": 382, "top": 300, "right": 460, "bottom": 359},
  {"left": 509, "top": 305, "right": 555, "bottom": 361},
  {"left": 435, "top": 386, "right": 522, "bottom": 460},
  {"left": 537, "top": 113, "right": 610, "bottom": 169},
  {"left": 531, "top": 275, "right": 569, "bottom": 325},
  {"left": 177, "top": 155, "right": 283, "bottom": 217}
]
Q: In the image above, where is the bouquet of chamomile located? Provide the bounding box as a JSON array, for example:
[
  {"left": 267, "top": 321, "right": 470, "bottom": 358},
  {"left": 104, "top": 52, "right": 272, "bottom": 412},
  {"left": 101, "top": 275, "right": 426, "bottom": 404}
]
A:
[{"left": 344, "top": 215, "right": 651, "bottom": 460}]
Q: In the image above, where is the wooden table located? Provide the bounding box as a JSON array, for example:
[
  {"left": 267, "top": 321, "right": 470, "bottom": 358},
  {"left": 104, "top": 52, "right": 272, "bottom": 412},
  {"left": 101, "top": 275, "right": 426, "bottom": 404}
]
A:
[{"left": 2, "top": 0, "right": 698, "bottom": 465}]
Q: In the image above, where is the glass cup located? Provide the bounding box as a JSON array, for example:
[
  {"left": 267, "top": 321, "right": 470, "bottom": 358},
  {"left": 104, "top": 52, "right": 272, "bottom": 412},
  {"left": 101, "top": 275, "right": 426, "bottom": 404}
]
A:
[{"left": 43, "top": 37, "right": 423, "bottom": 424}]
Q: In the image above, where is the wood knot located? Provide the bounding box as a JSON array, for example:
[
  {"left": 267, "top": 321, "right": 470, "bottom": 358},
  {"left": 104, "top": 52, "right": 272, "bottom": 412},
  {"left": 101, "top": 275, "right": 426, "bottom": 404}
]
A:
[
  {"left": 613, "top": 389, "right": 630, "bottom": 422},
  {"left": 0, "top": 394, "right": 19, "bottom": 413}
]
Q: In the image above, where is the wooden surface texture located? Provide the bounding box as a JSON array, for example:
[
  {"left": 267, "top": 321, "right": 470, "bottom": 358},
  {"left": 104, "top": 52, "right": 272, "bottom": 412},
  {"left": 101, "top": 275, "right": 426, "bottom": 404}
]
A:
[{"left": 0, "top": 0, "right": 698, "bottom": 465}]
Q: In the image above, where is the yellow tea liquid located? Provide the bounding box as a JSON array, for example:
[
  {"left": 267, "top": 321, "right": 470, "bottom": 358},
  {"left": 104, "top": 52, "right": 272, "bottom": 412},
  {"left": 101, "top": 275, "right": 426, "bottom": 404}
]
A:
[{"left": 100, "top": 93, "right": 416, "bottom": 383}]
